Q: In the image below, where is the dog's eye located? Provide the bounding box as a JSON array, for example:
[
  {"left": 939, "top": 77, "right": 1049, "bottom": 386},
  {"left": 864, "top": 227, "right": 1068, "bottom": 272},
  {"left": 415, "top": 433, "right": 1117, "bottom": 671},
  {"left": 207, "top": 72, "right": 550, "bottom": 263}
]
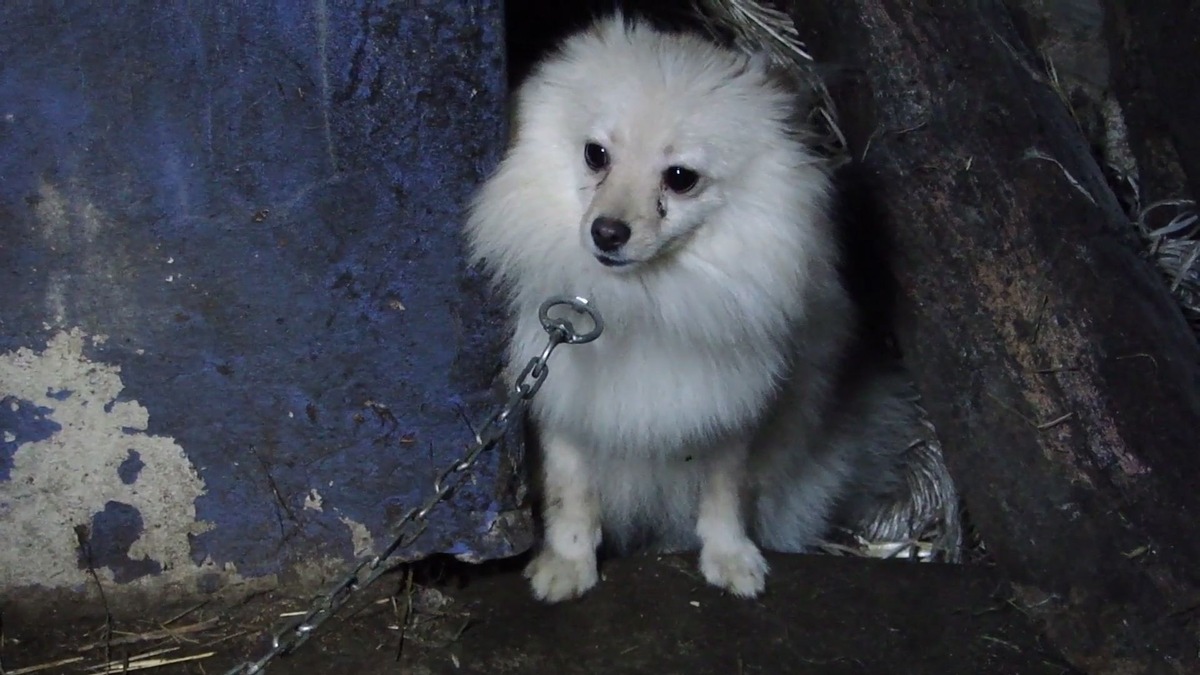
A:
[
  {"left": 663, "top": 166, "right": 700, "bottom": 194},
  {"left": 584, "top": 142, "right": 609, "bottom": 171}
]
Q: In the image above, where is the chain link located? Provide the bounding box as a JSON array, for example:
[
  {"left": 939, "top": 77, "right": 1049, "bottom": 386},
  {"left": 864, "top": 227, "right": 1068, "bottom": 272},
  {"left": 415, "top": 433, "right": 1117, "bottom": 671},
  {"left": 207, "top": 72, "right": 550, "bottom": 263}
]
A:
[{"left": 223, "top": 295, "right": 602, "bottom": 675}]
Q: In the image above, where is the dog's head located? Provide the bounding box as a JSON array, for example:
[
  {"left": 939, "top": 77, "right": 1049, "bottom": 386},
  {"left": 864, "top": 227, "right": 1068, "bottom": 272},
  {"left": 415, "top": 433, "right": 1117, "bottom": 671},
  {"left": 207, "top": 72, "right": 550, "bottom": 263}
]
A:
[
  {"left": 514, "top": 16, "right": 807, "bottom": 273},
  {"left": 574, "top": 119, "right": 721, "bottom": 270}
]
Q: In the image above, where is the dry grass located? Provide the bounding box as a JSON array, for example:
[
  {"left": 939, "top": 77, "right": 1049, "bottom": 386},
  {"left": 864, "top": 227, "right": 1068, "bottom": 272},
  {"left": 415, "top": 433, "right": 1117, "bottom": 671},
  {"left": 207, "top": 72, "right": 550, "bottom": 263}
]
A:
[
  {"left": 0, "top": 563, "right": 475, "bottom": 675},
  {"left": 2, "top": 598, "right": 234, "bottom": 674},
  {"left": 1136, "top": 200, "right": 1200, "bottom": 330}
]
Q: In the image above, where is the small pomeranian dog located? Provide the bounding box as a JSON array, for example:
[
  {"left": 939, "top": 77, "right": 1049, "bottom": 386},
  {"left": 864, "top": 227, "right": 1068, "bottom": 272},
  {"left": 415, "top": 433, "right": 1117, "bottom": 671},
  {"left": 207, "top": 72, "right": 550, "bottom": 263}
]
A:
[{"left": 466, "top": 14, "right": 917, "bottom": 602}]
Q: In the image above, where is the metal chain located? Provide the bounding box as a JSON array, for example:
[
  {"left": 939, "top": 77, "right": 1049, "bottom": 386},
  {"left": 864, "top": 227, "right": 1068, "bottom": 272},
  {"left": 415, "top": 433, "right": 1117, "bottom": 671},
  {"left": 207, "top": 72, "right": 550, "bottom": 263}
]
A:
[{"left": 223, "top": 295, "right": 602, "bottom": 675}]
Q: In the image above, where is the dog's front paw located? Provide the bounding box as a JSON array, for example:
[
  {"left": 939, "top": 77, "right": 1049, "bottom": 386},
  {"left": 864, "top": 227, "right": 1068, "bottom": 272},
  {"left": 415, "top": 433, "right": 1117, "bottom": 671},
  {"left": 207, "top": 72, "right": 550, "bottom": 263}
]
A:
[
  {"left": 523, "top": 548, "right": 599, "bottom": 603},
  {"left": 699, "top": 540, "right": 769, "bottom": 598}
]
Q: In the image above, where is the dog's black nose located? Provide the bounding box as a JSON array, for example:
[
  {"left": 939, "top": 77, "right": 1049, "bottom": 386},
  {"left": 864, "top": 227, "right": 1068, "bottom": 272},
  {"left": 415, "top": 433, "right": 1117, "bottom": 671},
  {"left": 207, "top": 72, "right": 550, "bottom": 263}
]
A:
[{"left": 591, "top": 217, "right": 631, "bottom": 252}]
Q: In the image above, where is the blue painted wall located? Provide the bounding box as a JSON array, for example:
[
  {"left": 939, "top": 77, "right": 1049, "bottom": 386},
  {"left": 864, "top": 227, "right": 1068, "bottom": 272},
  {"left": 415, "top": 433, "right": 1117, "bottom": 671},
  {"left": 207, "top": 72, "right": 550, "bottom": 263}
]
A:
[{"left": 0, "top": 0, "right": 526, "bottom": 595}]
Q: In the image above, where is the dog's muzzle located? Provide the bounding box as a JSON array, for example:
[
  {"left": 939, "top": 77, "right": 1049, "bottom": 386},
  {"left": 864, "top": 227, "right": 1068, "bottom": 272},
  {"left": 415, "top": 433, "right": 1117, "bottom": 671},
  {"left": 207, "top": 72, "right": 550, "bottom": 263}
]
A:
[{"left": 590, "top": 216, "right": 631, "bottom": 253}]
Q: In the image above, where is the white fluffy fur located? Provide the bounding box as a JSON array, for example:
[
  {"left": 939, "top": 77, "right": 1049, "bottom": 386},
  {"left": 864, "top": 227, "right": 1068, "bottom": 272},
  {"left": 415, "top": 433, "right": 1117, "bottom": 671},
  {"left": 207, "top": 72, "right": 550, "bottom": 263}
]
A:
[{"left": 465, "top": 15, "right": 914, "bottom": 602}]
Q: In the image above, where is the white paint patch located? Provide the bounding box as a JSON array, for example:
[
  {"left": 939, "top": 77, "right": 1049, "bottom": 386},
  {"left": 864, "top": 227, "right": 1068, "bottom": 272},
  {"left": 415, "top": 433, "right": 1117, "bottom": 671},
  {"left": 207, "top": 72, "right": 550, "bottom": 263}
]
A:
[
  {"left": 304, "top": 488, "right": 324, "bottom": 512},
  {"left": 338, "top": 515, "right": 376, "bottom": 558},
  {"left": 0, "top": 329, "right": 213, "bottom": 589}
]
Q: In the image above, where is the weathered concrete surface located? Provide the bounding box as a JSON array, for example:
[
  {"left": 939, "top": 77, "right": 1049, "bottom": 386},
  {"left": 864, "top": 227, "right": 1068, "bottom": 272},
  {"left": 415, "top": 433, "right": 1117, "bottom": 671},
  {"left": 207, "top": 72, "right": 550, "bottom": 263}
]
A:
[
  {"left": 0, "top": 0, "right": 524, "bottom": 600},
  {"left": 1, "top": 554, "right": 1075, "bottom": 674}
]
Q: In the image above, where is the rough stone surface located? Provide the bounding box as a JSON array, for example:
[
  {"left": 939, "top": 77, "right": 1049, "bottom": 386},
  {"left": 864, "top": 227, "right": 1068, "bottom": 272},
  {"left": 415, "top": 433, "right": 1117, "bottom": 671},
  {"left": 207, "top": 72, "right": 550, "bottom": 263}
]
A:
[{"left": 0, "top": 0, "right": 526, "bottom": 599}]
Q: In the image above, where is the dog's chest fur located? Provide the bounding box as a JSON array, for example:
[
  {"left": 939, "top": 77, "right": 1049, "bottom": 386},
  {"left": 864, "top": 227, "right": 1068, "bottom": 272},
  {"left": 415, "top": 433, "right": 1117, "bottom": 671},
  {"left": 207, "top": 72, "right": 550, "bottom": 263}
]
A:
[{"left": 516, "top": 307, "right": 786, "bottom": 459}]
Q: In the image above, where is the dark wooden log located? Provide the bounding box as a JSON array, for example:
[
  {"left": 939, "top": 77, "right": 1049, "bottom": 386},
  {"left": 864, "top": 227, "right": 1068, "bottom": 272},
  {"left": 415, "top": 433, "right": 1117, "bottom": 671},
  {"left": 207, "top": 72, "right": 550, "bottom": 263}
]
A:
[
  {"left": 784, "top": 1, "right": 1200, "bottom": 672},
  {"left": 1105, "top": 0, "right": 1200, "bottom": 202}
]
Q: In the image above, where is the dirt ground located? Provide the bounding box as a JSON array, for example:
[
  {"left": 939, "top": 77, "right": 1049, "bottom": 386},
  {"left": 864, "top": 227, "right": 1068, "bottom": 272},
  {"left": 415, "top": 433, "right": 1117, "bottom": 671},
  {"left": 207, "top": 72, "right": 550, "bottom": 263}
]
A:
[{"left": 2, "top": 552, "right": 1077, "bottom": 675}]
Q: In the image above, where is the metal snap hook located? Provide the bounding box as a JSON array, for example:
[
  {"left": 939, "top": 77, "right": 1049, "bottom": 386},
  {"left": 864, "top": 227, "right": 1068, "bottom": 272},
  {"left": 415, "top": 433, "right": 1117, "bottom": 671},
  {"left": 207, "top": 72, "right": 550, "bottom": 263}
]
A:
[{"left": 538, "top": 295, "right": 604, "bottom": 344}]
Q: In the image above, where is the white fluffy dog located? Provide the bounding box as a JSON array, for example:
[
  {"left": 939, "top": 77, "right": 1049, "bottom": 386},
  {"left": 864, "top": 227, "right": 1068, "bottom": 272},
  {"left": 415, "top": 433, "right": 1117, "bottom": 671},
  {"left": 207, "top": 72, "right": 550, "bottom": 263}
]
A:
[{"left": 466, "top": 14, "right": 915, "bottom": 602}]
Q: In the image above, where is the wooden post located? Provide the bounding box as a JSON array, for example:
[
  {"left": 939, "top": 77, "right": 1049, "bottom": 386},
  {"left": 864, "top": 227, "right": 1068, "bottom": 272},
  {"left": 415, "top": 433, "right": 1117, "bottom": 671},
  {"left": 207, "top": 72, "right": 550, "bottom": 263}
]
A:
[{"left": 784, "top": 1, "right": 1200, "bottom": 671}]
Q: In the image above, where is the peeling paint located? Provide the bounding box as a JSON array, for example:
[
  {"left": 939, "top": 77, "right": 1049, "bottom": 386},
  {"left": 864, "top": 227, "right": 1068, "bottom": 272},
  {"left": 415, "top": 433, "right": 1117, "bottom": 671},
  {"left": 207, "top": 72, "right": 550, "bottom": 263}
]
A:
[
  {"left": 0, "top": 329, "right": 212, "bottom": 589},
  {"left": 82, "top": 501, "right": 163, "bottom": 583},
  {"left": 338, "top": 515, "right": 375, "bottom": 558},
  {"left": 304, "top": 488, "right": 324, "bottom": 512},
  {"left": 118, "top": 450, "right": 145, "bottom": 485},
  {"left": 1, "top": 397, "right": 61, "bottom": 481}
]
